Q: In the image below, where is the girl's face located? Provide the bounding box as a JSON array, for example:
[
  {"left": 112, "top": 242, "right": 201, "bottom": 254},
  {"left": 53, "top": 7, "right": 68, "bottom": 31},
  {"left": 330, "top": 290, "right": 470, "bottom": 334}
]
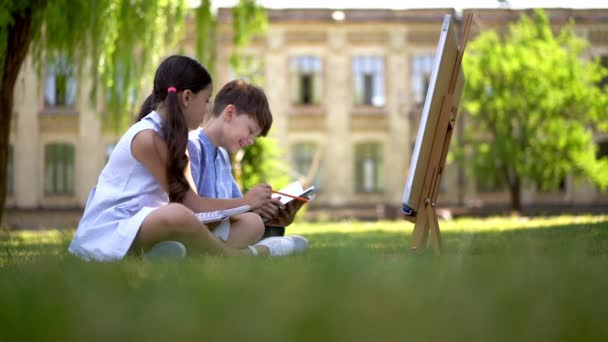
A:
[
  {"left": 182, "top": 84, "right": 213, "bottom": 130},
  {"left": 222, "top": 105, "right": 262, "bottom": 154}
]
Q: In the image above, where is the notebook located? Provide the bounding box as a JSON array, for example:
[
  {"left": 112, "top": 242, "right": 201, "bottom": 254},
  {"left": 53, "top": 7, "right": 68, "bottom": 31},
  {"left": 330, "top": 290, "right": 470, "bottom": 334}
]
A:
[
  {"left": 195, "top": 205, "right": 252, "bottom": 224},
  {"left": 272, "top": 181, "right": 316, "bottom": 205}
]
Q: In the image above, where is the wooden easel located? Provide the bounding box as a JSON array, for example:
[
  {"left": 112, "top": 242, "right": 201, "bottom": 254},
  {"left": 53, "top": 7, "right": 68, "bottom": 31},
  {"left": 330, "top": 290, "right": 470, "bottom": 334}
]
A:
[{"left": 405, "top": 13, "right": 473, "bottom": 255}]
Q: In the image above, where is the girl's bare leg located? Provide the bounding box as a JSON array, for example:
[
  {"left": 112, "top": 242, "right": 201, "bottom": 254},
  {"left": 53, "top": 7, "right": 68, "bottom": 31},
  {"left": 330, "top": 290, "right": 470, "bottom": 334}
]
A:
[{"left": 130, "top": 203, "right": 267, "bottom": 256}]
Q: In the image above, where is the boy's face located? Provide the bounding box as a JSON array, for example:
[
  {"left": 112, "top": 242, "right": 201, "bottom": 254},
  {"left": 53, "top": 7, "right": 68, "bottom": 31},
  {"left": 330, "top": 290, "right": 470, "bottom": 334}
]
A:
[{"left": 222, "top": 106, "right": 262, "bottom": 153}]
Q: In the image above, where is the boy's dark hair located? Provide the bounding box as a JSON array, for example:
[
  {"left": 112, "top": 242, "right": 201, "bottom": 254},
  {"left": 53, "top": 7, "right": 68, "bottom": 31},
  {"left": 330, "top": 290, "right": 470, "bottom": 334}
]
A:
[
  {"left": 211, "top": 79, "right": 273, "bottom": 136},
  {"left": 136, "top": 55, "right": 212, "bottom": 203}
]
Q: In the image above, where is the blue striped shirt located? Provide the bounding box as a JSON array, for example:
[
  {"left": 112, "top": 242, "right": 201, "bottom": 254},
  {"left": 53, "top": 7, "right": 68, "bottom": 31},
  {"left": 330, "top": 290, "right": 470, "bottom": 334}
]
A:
[{"left": 187, "top": 128, "right": 242, "bottom": 199}]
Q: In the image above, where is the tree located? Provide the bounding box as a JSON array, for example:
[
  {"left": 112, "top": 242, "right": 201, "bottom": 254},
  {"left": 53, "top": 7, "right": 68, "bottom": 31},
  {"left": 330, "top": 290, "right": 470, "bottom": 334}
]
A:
[
  {"left": 0, "top": 0, "right": 265, "bottom": 223},
  {"left": 234, "top": 138, "right": 290, "bottom": 191},
  {"left": 462, "top": 9, "right": 608, "bottom": 213}
]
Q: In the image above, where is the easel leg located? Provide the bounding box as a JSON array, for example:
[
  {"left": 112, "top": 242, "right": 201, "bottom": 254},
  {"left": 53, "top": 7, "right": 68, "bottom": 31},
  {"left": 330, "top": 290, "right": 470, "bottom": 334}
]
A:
[
  {"left": 410, "top": 205, "right": 443, "bottom": 254},
  {"left": 427, "top": 207, "right": 443, "bottom": 255},
  {"left": 410, "top": 209, "right": 430, "bottom": 252}
]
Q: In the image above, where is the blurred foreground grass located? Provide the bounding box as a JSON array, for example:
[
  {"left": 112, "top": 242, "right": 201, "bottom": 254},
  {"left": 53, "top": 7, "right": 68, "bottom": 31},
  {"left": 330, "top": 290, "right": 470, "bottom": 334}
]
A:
[{"left": 1, "top": 215, "right": 608, "bottom": 341}]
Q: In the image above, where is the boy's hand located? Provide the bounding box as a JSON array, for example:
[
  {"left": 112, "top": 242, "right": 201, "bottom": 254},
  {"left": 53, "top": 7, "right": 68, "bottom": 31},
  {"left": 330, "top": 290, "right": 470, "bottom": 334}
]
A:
[
  {"left": 264, "top": 198, "right": 306, "bottom": 227},
  {"left": 252, "top": 198, "right": 282, "bottom": 221},
  {"left": 244, "top": 183, "right": 272, "bottom": 209}
]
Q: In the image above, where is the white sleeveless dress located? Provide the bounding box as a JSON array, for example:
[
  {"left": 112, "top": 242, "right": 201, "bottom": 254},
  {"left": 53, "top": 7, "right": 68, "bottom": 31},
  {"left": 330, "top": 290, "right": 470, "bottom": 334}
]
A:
[{"left": 69, "top": 111, "right": 169, "bottom": 261}]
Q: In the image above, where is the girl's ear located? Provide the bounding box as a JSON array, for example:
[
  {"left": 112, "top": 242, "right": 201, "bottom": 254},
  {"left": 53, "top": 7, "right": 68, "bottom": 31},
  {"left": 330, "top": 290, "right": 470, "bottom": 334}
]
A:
[{"left": 180, "top": 89, "right": 193, "bottom": 108}]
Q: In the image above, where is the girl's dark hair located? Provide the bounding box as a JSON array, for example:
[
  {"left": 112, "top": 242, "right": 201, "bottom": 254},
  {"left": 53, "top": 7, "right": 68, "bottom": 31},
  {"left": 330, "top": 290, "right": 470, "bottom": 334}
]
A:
[{"left": 136, "top": 55, "right": 212, "bottom": 203}]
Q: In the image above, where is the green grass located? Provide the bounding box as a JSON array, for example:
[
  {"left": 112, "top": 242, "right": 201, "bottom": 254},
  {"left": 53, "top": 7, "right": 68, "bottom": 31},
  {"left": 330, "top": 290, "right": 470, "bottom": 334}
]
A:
[{"left": 2, "top": 215, "right": 608, "bottom": 341}]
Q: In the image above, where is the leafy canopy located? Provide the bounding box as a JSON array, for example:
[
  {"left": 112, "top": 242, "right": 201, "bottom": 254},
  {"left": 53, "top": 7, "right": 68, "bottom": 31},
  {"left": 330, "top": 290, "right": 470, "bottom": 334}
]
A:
[
  {"left": 462, "top": 9, "right": 608, "bottom": 193},
  {"left": 1, "top": 0, "right": 266, "bottom": 132},
  {"left": 0, "top": 0, "right": 268, "bottom": 224}
]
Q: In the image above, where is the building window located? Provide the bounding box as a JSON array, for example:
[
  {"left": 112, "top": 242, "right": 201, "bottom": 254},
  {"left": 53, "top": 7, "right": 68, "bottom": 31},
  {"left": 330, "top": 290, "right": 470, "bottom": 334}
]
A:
[
  {"left": 412, "top": 54, "right": 435, "bottom": 104},
  {"left": 44, "top": 143, "right": 75, "bottom": 195},
  {"left": 292, "top": 142, "right": 322, "bottom": 190},
  {"left": 290, "top": 56, "right": 322, "bottom": 105},
  {"left": 353, "top": 56, "right": 385, "bottom": 107},
  {"left": 354, "top": 143, "right": 383, "bottom": 193},
  {"left": 7, "top": 145, "right": 13, "bottom": 195},
  {"left": 44, "top": 56, "right": 77, "bottom": 108}
]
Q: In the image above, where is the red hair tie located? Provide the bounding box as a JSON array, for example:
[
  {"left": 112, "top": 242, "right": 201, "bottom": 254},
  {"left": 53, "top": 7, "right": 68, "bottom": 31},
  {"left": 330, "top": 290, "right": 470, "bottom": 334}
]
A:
[{"left": 167, "top": 87, "right": 177, "bottom": 93}]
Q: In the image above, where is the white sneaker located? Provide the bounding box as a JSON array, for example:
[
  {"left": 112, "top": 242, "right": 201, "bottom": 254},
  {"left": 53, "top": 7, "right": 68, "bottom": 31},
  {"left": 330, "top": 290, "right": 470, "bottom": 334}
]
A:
[
  {"left": 285, "top": 235, "right": 308, "bottom": 253},
  {"left": 144, "top": 241, "right": 187, "bottom": 260},
  {"left": 254, "top": 236, "right": 295, "bottom": 256}
]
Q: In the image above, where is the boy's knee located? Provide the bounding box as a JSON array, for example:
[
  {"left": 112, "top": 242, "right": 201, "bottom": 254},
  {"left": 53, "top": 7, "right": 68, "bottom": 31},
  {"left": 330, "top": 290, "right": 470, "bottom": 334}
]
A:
[{"left": 241, "top": 212, "right": 265, "bottom": 237}]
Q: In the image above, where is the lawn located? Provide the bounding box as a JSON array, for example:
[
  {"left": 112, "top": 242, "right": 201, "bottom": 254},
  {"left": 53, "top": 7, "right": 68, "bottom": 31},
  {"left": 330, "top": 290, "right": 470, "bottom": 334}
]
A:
[{"left": 1, "top": 215, "right": 608, "bottom": 341}]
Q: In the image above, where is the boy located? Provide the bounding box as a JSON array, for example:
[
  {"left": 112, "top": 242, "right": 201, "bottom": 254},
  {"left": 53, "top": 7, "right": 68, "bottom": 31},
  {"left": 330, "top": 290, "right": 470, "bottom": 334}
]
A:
[{"left": 188, "top": 79, "right": 308, "bottom": 249}]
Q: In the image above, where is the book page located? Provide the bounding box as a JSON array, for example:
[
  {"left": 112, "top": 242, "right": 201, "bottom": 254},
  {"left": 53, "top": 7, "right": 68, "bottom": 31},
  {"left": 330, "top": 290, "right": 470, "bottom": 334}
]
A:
[{"left": 272, "top": 181, "right": 315, "bottom": 205}]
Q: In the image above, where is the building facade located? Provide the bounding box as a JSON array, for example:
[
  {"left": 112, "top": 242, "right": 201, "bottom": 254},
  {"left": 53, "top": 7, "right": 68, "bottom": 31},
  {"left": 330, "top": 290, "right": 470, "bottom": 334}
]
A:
[{"left": 4, "top": 8, "right": 608, "bottom": 226}]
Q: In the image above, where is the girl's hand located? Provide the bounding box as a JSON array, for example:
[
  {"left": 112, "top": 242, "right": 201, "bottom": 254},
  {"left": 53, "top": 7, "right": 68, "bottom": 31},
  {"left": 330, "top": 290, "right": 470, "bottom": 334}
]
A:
[{"left": 243, "top": 183, "right": 272, "bottom": 209}]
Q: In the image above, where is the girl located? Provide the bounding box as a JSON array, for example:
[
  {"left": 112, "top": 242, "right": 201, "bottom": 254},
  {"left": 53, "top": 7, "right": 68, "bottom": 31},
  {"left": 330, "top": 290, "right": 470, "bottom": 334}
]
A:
[{"left": 69, "top": 55, "right": 297, "bottom": 261}]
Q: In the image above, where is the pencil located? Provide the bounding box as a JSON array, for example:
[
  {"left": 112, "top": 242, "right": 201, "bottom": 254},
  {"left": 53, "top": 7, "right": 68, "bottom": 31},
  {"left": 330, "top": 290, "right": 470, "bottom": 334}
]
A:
[{"left": 271, "top": 190, "right": 310, "bottom": 202}]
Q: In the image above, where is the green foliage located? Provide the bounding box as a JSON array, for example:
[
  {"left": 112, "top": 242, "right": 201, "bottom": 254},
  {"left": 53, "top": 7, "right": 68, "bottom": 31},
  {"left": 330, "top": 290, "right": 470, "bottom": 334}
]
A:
[
  {"left": 237, "top": 136, "right": 290, "bottom": 190},
  {"left": 26, "top": 0, "right": 190, "bottom": 132},
  {"left": 0, "top": 0, "right": 269, "bottom": 223},
  {"left": 229, "top": 0, "right": 267, "bottom": 76},
  {"left": 231, "top": 0, "right": 267, "bottom": 48},
  {"left": 1, "top": 0, "right": 264, "bottom": 133},
  {"left": 195, "top": 0, "right": 217, "bottom": 77},
  {"left": 462, "top": 9, "right": 608, "bottom": 199}
]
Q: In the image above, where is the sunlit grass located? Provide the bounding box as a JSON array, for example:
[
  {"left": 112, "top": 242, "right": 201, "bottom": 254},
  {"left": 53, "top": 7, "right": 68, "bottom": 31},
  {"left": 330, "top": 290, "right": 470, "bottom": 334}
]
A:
[
  {"left": 2, "top": 214, "right": 606, "bottom": 245},
  {"left": 289, "top": 215, "right": 608, "bottom": 234},
  {"left": 1, "top": 215, "right": 608, "bottom": 341}
]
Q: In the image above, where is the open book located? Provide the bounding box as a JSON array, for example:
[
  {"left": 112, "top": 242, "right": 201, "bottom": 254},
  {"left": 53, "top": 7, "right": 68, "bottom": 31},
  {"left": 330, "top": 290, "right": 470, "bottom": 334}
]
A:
[
  {"left": 272, "top": 181, "right": 316, "bottom": 205},
  {"left": 195, "top": 204, "right": 251, "bottom": 224}
]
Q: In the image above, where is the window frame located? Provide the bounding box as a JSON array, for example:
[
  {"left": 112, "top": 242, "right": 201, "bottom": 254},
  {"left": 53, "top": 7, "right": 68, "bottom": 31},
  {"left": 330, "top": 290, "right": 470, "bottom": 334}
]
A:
[
  {"left": 44, "top": 56, "right": 78, "bottom": 109},
  {"left": 354, "top": 142, "right": 384, "bottom": 193},
  {"left": 291, "top": 142, "right": 322, "bottom": 190},
  {"left": 411, "top": 54, "right": 436, "bottom": 105},
  {"left": 290, "top": 55, "right": 323, "bottom": 106},
  {"left": 352, "top": 55, "right": 386, "bottom": 108},
  {"left": 44, "top": 143, "right": 76, "bottom": 196}
]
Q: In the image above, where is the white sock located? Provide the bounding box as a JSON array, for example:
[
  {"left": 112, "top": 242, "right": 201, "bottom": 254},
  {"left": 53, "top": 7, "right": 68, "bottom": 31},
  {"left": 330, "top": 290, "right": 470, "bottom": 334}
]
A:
[{"left": 247, "top": 245, "right": 259, "bottom": 256}]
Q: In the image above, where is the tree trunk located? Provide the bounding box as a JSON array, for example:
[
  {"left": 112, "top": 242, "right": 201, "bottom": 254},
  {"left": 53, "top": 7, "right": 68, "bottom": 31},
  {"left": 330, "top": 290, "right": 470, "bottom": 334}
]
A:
[
  {"left": 0, "top": 6, "right": 38, "bottom": 224},
  {"left": 508, "top": 174, "right": 522, "bottom": 216}
]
